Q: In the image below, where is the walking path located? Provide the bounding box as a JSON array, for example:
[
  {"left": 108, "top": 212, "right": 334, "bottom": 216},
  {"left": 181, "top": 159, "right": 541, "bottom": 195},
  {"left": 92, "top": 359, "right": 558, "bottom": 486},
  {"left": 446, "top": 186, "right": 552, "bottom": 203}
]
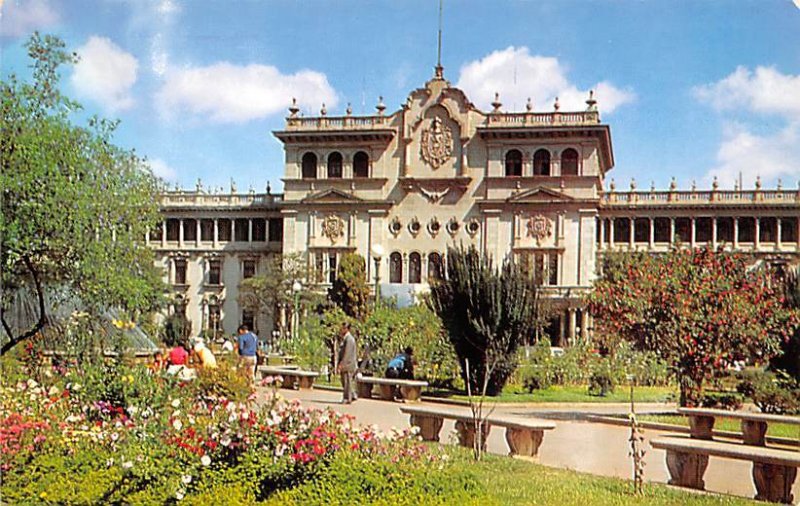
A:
[{"left": 268, "top": 387, "right": 799, "bottom": 501}]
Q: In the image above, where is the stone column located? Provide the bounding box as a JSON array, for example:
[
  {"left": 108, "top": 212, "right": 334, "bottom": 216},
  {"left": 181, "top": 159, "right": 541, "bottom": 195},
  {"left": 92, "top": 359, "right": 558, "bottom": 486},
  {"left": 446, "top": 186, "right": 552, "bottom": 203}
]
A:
[
  {"left": 581, "top": 310, "right": 589, "bottom": 341},
  {"left": 179, "top": 219, "right": 185, "bottom": 248},
  {"left": 609, "top": 219, "right": 615, "bottom": 249},
  {"left": 629, "top": 217, "right": 634, "bottom": 249},
  {"left": 568, "top": 308, "right": 577, "bottom": 345},
  {"left": 599, "top": 218, "right": 606, "bottom": 250},
  {"left": 196, "top": 219, "right": 201, "bottom": 247},
  {"left": 711, "top": 218, "right": 718, "bottom": 249},
  {"left": 754, "top": 217, "right": 760, "bottom": 250},
  {"left": 690, "top": 218, "right": 696, "bottom": 248},
  {"left": 248, "top": 219, "right": 253, "bottom": 243},
  {"left": 649, "top": 217, "right": 654, "bottom": 249},
  {"left": 776, "top": 218, "right": 782, "bottom": 249},
  {"left": 669, "top": 217, "right": 675, "bottom": 246},
  {"left": 733, "top": 217, "right": 739, "bottom": 249},
  {"left": 161, "top": 220, "right": 167, "bottom": 248},
  {"left": 213, "top": 219, "right": 219, "bottom": 248},
  {"left": 558, "top": 311, "right": 566, "bottom": 347}
]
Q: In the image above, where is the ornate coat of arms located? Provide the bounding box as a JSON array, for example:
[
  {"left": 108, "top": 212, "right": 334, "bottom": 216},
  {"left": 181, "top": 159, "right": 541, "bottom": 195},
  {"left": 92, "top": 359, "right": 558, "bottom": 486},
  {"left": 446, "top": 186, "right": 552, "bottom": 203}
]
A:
[
  {"left": 527, "top": 215, "right": 552, "bottom": 243},
  {"left": 420, "top": 117, "right": 453, "bottom": 169},
  {"left": 321, "top": 214, "right": 344, "bottom": 243}
]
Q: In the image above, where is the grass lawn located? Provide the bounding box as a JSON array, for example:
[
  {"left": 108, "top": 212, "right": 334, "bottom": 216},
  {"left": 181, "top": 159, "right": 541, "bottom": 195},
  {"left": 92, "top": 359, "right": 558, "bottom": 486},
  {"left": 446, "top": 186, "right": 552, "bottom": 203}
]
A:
[
  {"left": 639, "top": 414, "right": 800, "bottom": 440},
  {"left": 448, "top": 385, "right": 676, "bottom": 404},
  {"left": 451, "top": 448, "right": 752, "bottom": 505}
]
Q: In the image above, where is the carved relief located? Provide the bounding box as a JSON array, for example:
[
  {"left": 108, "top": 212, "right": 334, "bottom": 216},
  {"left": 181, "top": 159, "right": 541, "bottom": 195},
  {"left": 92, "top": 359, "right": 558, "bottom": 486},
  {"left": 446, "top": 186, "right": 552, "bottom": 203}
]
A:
[
  {"left": 427, "top": 217, "right": 441, "bottom": 237},
  {"left": 321, "top": 214, "right": 344, "bottom": 244},
  {"left": 418, "top": 185, "right": 451, "bottom": 203},
  {"left": 389, "top": 217, "right": 403, "bottom": 237},
  {"left": 420, "top": 117, "right": 453, "bottom": 169},
  {"left": 527, "top": 215, "right": 552, "bottom": 243},
  {"left": 408, "top": 217, "right": 422, "bottom": 237},
  {"left": 446, "top": 218, "right": 460, "bottom": 237},
  {"left": 466, "top": 218, "right": 481, "bottom": 237}
]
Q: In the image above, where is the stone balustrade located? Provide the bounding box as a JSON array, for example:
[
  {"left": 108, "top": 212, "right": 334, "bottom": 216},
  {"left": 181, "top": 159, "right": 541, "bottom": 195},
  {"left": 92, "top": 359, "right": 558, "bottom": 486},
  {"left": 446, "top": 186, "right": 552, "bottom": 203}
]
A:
[
  {"left": 160, "top": 192, "right": 282, "bottom": 208},
  {"left": 602, "top": 189, "right": 800, "bottom": 206},
  {"left": 485, "top": 110, "right": 601, "bottom": 127},
  {"left": 284, "top": 115, "right": 390, "bottom": 131}
]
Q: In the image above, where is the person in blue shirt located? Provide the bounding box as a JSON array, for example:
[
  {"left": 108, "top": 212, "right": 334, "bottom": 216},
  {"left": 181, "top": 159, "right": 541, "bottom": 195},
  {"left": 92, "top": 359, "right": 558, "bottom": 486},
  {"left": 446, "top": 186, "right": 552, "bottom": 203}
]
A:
[
  {"left": 237, "top": 324, "right": 258, "bottom": 382},
  {"left": 385, "top": 346, "right": 414, "bottom": 380}
]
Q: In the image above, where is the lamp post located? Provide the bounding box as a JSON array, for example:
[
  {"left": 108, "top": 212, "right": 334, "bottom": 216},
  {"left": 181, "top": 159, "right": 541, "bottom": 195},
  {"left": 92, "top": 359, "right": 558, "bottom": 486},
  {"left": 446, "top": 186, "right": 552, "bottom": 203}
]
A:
[
  {"left": 370, "top": 244, "right": 384, "bottom": 307},
  {"left": 291, "top": 280, "right": 302, "bottom": 341}
]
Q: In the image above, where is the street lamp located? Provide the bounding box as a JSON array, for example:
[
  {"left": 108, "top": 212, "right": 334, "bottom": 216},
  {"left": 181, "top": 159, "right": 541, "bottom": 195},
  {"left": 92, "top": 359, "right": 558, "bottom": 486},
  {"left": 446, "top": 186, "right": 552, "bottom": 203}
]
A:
[
  {"left": 370, "top": 244, "right": 384, "bottom": 306},
  {"left": 291, "top": 280, "right": 302, "bottom": 342}
]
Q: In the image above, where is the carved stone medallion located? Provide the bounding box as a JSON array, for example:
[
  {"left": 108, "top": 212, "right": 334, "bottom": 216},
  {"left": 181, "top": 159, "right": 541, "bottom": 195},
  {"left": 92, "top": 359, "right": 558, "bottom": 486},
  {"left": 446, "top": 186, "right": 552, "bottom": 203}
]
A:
[
  {"left": 527, "top": 215, "right": 552, "bottom": 243},
  {"left": 321, "top": 214, "right": 344, "bottom": 243},
  {"left": 420, "top": 117, "right": 453, "bottom": 169}
]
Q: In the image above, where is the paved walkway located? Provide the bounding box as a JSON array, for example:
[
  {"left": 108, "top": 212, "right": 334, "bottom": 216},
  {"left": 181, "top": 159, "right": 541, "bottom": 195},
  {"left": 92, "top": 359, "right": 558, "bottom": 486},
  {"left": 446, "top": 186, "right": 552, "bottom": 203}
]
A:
[{"left": 269, "top": 387, "right": 799, "bottom": 502}]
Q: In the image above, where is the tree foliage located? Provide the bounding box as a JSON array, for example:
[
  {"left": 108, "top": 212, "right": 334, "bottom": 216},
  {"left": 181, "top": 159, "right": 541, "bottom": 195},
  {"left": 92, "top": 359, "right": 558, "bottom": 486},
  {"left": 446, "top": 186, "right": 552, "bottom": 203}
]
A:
[
  {"left": 1, "top": 34, "right": 165, "bottom": 355},
  {"left": 428, "top": 245, "right": 547, "bottom": 396},
  {"left": 328, "top": 253, "right": 371, "bottom": 321},
  {"left": 771, "top": 265, "right": 800, "bottom": 379},
  {"left": 587, "top": 248, "right": 800, "bottom": 406}
]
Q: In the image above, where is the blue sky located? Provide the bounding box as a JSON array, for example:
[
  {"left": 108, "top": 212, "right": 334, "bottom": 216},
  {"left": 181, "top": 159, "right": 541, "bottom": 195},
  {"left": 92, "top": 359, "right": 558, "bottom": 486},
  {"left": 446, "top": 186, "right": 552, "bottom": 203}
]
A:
[{"left": 2, "top": 0, "right": 799, "bottom": 192}]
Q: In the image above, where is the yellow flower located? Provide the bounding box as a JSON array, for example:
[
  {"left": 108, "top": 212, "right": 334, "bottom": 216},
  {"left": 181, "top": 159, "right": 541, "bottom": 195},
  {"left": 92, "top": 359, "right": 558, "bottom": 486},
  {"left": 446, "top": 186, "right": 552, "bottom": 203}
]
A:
[{"left": 40, "top": 492, "right": 48, "bottom": 499}]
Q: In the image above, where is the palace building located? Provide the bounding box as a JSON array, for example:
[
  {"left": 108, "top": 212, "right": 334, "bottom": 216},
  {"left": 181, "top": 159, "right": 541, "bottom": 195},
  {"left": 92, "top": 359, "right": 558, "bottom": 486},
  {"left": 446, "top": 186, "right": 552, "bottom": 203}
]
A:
[{"left": 149, "top": 66, "right": 800, "bottom": 345}]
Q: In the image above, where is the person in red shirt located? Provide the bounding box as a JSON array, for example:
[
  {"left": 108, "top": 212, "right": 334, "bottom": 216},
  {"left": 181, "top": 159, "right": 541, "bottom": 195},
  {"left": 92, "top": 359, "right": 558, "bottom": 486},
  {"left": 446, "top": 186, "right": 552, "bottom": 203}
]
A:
[{"left": 168, "top": 343, "right": 188, "bottom": 366}]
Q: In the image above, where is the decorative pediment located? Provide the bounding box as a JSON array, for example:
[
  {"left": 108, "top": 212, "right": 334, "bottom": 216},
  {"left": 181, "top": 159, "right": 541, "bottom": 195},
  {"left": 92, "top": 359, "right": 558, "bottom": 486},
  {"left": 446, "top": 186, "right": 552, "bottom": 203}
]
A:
[
  {"left": 506, "top": 187, "right": 575, "bottom": 203},
  {"left": 301, "top": 188, "right": 364, "bottom": 204}
]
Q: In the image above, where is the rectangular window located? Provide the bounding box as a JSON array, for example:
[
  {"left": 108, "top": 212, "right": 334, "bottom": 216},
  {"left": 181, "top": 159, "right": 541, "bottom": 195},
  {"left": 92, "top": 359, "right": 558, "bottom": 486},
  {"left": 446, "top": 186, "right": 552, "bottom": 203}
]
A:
[
  {"left": 242, "top": 260, "right": 256, "bottom": 279},
  {"left": 174, "top": 259, "right": 187, "bottom": 285},
  {"left": 738, "top": 217, "right": 755, "bottom": 243},
  {"left": 252, "top": 219, "right": 267, "bottom": 242},
  {"left": 654, "top": 218, "right": 670, "bottom": 243},
  {"left": 218, "top": 219, "right": 231, "bottom": 242},
  {"left": 328, "top": 252, "right": 338, "bottom": 284},
  {"left": 166, "top": 219, "right": 180, "bottom": 241},
  {"left": 696, "top": 217, "right": 713, "bottom": 243},
  {"left": 269, "top": 218, "right": 283, "bottom": 242},
  {"left": 315, "top": 253, "right": 325, "bottom": 283},
  {"left": 675, "top": 218, "right": 691, "bottom": 243},
  {"left": 548, "top": 254, "right": 558, "bottom": 286},
  {"left": 533, "top": 254, "right": 545, "bottom": 286},
  {"left": 717, "top": 217, "right": 734, "bottom": 243},
  {"left": 634, "top": 218, "right": 649, "bottom": 243},
  {"left": 759, "top": 217, "right": 777, "bottom": 243},
  {"left": 781, "top": 217, "right": 798, "bottom": 243},
  {"left": 200, "top": 219, "right": 214, "bottom": 241},
  {"left": 208, "top": 259, "right": 221, "bottom": 285},
  {"left": 149, "top": 221, "right": 163, "bottom": 241},
  {"left": 234, "top": 219, "right": 249, "bottom": 242},
  {"left": 183, "top": 219, "right": 197, "bottom": 242}
]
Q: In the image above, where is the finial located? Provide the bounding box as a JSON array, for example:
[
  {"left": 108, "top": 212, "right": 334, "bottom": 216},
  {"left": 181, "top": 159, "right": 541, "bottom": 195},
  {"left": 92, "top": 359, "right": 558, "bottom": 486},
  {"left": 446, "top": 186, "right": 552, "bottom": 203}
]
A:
[
  {"left": 691, "top": 180, "right": 696, "bottom": 192},
  {"left": 734, "top": 179, "right": 739, "bottom": 191},
  {"left": 586, "top": 89, "right": 597, "bottom": 111},
  {"left": 609, "top": 178, "right": 616, "bottom": 192},
  {"left": 376, "top": 96, "right": 386, "bottom": 115},
  {"left": 755, "top": 175, "right": 761, "bottom": 190},
  {"left": 230, "top": 178, "right": 237, "bottom": 193},
  {"left": 320, "top": 103, "right": 327, "bottom": 116},
  {"left": 669, "top": 177, "right": 677, "bottom": 191},
  {"left": 650, "top": 180, "right": 655, "bottom": 192},
  {"left": 630, "top": 178, "right": 636, "bottom": 191},
  {"left": 553, "top": 96, "right": 560, "bottom": 111},
  {"left": 776, "top": 178, "right": 782, "bottom": 190},
  {"left": 288, "top": 97, "right": 299, "bottom": 117},
  {"left": 526, "top": 97, "right": 533, "bottom": 112},
  {"left": 346, "top": 103, "right": 352, "bottom": 116},
  {"left": 196, "top": 178, "right": 203, "bottom": 192},
  {"left": 712, "top": 176, "right": 719, "bottom": 190},
  {"left": 491, "top": 92, "right": 502, "bottom": 112},
  {"left": 248, "top": 184, "right": 255, "bottom": 195},
  {"left": 266, "top": 181, "right": 272, "bottom": 195}
]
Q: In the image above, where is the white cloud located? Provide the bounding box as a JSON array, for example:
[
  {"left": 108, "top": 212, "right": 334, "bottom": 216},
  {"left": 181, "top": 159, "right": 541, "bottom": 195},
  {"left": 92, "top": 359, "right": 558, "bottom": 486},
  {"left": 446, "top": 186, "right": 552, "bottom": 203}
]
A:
[
  {"left": 693, "top": 66, "right": 800, "bottom": 119},
  {"left": 0, "top": 0, "right": 59, "bottom": 38},
  {"left": 696, "top": 66, "right": 800, "bottom": 188},
  {"left": 156, "top": 62, "right": 339, "bottom": 123},
  {"left": 71, "top": 36, "right": 138, "bottom": 112},
  {"left": 456, "top": 46, "right": 635, "bottom": 114},
  {"left": 704, "top": 122, "right": 800, "bottom": 189},
  {"left": 147, "top": 158, "right": 178, "bottom": 182}
]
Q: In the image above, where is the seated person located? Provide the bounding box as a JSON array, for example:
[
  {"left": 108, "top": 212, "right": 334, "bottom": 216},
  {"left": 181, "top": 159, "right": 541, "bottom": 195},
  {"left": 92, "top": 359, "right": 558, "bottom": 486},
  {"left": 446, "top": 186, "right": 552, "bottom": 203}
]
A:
[
  {"left": 168, "top": 343, "right": 188, "bottom": 366},
  {"left": 149, "top": 350, "right": 166, "bottom": 373},
  {"left": 166, "top": 342, "right": 196, "bottom": 380},
  {"left": 192, "top": 338, "right": 217, "bottom": 369},
  {"left": 384, "top": 347, "right": 414, "bottom": 380}
]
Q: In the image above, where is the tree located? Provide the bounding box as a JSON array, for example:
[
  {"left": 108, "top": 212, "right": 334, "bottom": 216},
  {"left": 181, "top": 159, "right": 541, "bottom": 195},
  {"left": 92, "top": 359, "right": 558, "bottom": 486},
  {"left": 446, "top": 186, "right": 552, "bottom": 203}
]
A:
[
  {"left": 1, "top": 34, "right": 165, "bottom": 356},
  {"left": 587, "top": 248, "right": 799, "bottom": 406},
  {"left": 328, "top": 253, "right": 371, "bottom": 320},
  {"left": 771, "top": 265, "right": 800, "bottom": 379},
  {"left": 428, "top": 245, "right": 547, "bottom": 396}
]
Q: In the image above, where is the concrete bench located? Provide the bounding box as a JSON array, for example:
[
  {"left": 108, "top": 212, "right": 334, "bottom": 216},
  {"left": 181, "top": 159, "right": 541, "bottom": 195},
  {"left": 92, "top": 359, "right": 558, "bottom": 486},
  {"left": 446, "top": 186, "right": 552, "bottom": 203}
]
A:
[
  {"left": 357, "top": 376, "right": 428, "bottom": 402},
  {"left": 677, "top": 407, "right": 800, "bottom": 446},
  {"left": 651, "top": 435, "right": 800, "bottom": 504},
  {"left": 258, "top": 366, "right": 318, "bottom": 390},
  {"left": 400, "top": 405, "right": 556, "bottom": 458}
]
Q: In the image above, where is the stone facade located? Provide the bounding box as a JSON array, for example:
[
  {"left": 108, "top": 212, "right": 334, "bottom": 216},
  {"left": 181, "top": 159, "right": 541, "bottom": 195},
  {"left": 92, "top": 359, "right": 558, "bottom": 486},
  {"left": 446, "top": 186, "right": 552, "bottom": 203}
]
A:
[{"left": 151, "top": 70, "right": 800, "bottom": 344}]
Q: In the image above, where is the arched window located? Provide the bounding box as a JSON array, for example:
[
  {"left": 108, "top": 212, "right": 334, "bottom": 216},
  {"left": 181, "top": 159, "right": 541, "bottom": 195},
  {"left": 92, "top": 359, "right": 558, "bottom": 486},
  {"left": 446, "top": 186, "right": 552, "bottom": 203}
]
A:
[
  {"left": 533, "top": 149, "right": 551, "bottom": 176},
  {"left": 408, "top": 252, "right": 421, "bottom": 283},
  {"left": 389, "top": 252, "right": 403, "bottom": 283},
  {"left": 353, "top": 151, "right": 369, "bottom": 178},
  {"left": 428, "top": 252, "right": 443, "bottom": 281},
  {"left": 505, "top": 149, "right": 523, "bottom": 176},
  {"left": 301, "top": 152, "right": 317, "bottom": 179},
  {"left": 561, "top": 148, "right": 579, "bottom": 175},
  {"left": 327, "top": 152, "right": 343, "bottom": 178}
]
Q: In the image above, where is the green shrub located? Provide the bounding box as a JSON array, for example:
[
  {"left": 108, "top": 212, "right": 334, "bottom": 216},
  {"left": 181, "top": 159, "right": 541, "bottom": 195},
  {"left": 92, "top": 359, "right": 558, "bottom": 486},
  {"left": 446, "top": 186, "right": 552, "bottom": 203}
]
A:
[
  {"left": 190, "top": 356, "right": 253, "bottom": 402},
  {"left": 522, "top": 367, "right": 551, "bottom": 392},
  {"left": 737, "top": 370, "right": 800, "bottom": 414},
  {"left": 587, "top": 359, "right": 616, "bottom": 396},
  {"left": 700, "top": 391, "right": 744, "bottom": 411}
]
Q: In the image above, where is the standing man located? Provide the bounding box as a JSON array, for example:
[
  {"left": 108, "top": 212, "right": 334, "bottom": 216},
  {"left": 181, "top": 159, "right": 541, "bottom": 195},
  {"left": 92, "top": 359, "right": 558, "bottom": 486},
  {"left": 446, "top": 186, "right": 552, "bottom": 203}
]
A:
[
  {"left": 237, "top": 324, "right": 258, "bottom": 382},
  {"left": 336, "top": 322, "right": 358, "bottom": 404}
]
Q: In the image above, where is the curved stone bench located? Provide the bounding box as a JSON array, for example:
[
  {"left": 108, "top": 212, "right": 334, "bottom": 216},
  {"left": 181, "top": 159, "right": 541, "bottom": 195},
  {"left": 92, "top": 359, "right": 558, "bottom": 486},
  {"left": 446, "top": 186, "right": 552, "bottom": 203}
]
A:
[
  {"left": 651, "top": 435, "right": 800, "bottom": 504},
  {"left": 357, "top": 377, "right": 428, "bottom": 402},
  {"left": 677, "top": 407, "right": 800, "bottom": 446},
  {"left": 258, "top": 366, "right": 318, "bottom": 390},
  {"left": 400, "top": 405, "right": 555, "bottom": 458}
]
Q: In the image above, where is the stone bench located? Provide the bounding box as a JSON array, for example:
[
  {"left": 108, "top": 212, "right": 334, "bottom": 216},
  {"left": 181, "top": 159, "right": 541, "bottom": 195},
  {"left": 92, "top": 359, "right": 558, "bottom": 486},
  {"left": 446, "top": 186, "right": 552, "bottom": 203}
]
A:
[
  {"left": 258, "top": 366, "right": 318, "bottom": 390},
  {"left": 651, "top": 436, "right": 800, "bottom": 504},
  {"left": 356, "top": 376, "right": 428, "bottom": 402},
  {"left": 400, "top": 405, "right": 556, "bottom": 458},
  {"left": 677, "top": 407, "right": 800, "bottom": 446}
]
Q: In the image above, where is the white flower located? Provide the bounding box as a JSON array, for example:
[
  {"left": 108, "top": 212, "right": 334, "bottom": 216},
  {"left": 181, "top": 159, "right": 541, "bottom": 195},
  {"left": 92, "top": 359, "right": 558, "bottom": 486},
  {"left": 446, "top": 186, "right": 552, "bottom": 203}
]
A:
[
  {"left": 122, "top": 461, "right": 133, "bottom": 469},
  {"left": 72, "top": 383, "right": 82, "bottom": 392},
  {"left": 106, "top": 458, "right": 114, "bottom": 467},
  {"left": 127, "top": 406, "right": 139, "bottom": 416},
  {"left": 171, "top": 398, "right": 180, "bottom": 408},
  {"left": 200, "top": 455, "right": 211, "bottom": 466},
  {"left": 181, "top": 474, "right": 192, "bottom": 484},
  {"left": 175, "top": 489, "right": 185, "bottom": 500},
  {"left": 172, "top": 419, "right": 183, "bottom": 431},
  {"left": 65, "top": 414, "right": 81, "bottom": 423},
  {"left": 220, "top": 435, "right": 232, "bottom": 447},
  {"left": 110, "top": 432, "right": 119, "bottom": 442}
]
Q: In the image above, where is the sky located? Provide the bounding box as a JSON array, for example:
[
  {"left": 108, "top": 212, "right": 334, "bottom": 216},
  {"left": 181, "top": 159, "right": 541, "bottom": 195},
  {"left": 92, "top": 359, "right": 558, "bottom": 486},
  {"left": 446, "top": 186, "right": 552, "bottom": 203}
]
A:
[{"left": 1, "top": 0, "right": 799, "bottom": 193}]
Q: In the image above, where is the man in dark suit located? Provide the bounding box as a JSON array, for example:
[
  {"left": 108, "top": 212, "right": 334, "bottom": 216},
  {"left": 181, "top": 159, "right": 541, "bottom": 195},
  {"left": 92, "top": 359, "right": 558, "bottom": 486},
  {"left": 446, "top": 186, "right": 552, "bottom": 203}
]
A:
[{"left": 336, "top": 322, "right": 358, "bottom": 404}]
